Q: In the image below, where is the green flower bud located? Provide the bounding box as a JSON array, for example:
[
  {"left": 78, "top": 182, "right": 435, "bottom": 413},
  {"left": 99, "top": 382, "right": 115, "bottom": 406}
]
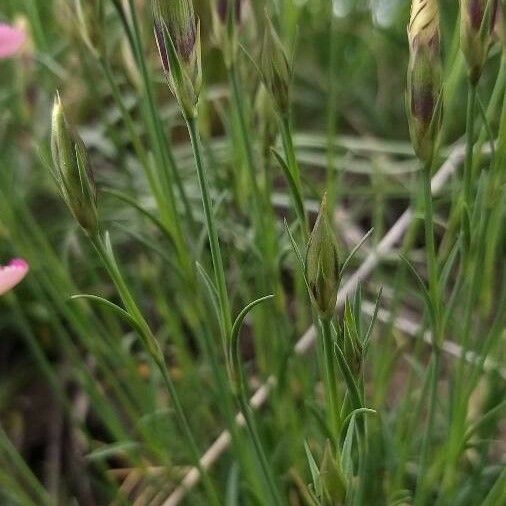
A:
[
  {"left": 407, "top": 0, "right": 443, "bottom": 162},
  {"left": 152, "top": 0, "right": 202, "bottom": 118},
  {"left": 460, "top": 0, "right": 499, "bottom": 85},
  {"left": 51, "top": 94, "right": 98, "bottom": 235},
  {"left": 260, "top": 16, "right": 291, "bottom": 117},
  {"left": 305, "top": 194, "right": 340, "bottom": 319}
]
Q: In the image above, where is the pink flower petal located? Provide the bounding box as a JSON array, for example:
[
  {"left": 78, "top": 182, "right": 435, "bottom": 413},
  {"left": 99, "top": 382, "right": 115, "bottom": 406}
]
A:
[
  {"left": 0, "top": 23, "right": 26, "bottom": 59},
  {"left": 0, "top": 258, "right": 29, "bottom": 295}
]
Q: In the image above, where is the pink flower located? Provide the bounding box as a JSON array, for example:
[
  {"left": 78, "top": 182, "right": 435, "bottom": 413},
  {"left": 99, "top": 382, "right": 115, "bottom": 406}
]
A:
[
  {"left": 0, "top": 259, "right": 29, "bottom": 295},
  {"left": 0, "top": 23, "right": 26, "bottom": 59}
]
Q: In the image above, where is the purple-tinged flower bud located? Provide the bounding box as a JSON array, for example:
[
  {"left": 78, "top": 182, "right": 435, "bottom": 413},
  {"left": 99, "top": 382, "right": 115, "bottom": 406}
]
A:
[
  {"left": 260, "top": 16, "right": 291, "bottom": 117},
  {"left": 152, "top": 0, "right": 202, "bottom": 118},
  {"left": 212, "top": 0, "right": 243, "bottom": 67},
  {"left": 305, "top": 194, "right": 340, "bottom": 319},
  {"left": 217, "top": 0, "right": 242, "bottom": 24},
  {"left": 460, "top": 0, "right": 499, "bottom": 85},
  {"left": 51, "top": 94, "right": 98, "bottom": 234},
  {"left": 406, "top": 0, "right": 443, "bottom": 162}
]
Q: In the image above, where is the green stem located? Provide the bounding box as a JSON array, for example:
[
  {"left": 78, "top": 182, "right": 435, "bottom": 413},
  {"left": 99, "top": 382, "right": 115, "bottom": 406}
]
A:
[
  {"left": 280, "top": 116, "right": 309, "bottom": 236},
  {"left": 90, "top": 233, "right": 220, "bottom": 506},
  {"left": 463, "top": 85, "right": 477, "bottom": 228},
  {"left": 320, "top": 318, "right": 341, "bottom": 442},
  {"left": 414, "top": 349, "right": 441, "bottom": 506},
  {"left": 228, "top": 65, "right": 262, "bottom": 211},
  {"left": 231, "top": 332, "right": 284, "bottom": 506},
  {"left": 422, "top": 159, "right": 440, "bottom": 340},
  {"left": 124, "top": 0, "right": 195, "bottom": 275},
  {"left": 186, "top": 116, "right": 233, "bottom": 344},
  {"left": 415, "top": 158, "right": 442, "bottom": 504}
]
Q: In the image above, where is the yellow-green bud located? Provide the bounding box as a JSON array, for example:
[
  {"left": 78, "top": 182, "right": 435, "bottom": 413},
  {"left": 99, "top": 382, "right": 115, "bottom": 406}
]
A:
[
  {"left": 460, "top": 0, "right": 499, "bottom": 85},
  {"left": 407, "top": 0, "right": 443, "bottom": 162},
  {"left": 51, "top": 95, "right": 98, "bottom": 234},
  {"left": 152, "top": 0, "right": 202, "bottom": 118},
  {"left": 260, "top": 16, "right": 291, "bottom": 117},
  {"left": 305, "top": 194, "right": 340, "bottom": 319}
]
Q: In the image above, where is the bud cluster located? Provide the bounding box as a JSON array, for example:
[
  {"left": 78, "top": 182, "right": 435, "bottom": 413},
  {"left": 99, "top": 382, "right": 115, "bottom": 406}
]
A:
[
  {"left": 152, "top": 0, "right": 202, "bottom": 118},
  {"left": 305, "top": 194, "right": 341, "bottom": 319},
  {"left": 51, "top": 95, "right": 98, "bottom": 235},
  {"left": 407, "top": 0, "right": 443, "bottom": 162}
]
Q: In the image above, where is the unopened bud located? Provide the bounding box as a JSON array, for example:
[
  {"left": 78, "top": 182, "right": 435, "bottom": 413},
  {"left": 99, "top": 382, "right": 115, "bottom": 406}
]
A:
[
  {"left": 260, "top": 16, "right": 291, "bottom": 117},
  {"left": 51, "top": 94, "right": 98, "bottom": 234},
  {"left": 305, "top": 194, "right": 340, "bottom": 319},
  {"left": 407, "top": 0, "right": 443, "bottom": 162},
  {"left": 152, "top": 0, "right": 202, "bottom": 118},
  {"left": 212, "top": 0, "right": 243, "bottom": 67},
  {"left": 460, "top": 0, "right": 499, "bottom": 84}
]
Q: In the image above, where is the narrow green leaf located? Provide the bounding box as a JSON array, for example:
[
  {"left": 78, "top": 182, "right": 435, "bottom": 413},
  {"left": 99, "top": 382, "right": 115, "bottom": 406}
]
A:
[
  {"left": 70, "top": 294, "right": 140, "bottom": 332},
  {"left": 273, "top": 148, "right": 306, "bottom": 229},
  {"left": 304, "top": 441, "right": 322, "bottom": 499},
  {"left": 340, "top": 228, "right": 373, "bottom": 277}
]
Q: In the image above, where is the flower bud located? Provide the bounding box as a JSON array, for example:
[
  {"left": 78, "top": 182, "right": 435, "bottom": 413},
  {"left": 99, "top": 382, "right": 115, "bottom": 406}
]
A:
[
  {"left": 51, "top": 94, "right": 98, "bottom": 234},
  {"left": 212, "top": 0, "right": 243, "bottom": 67},
  {"left": 407, "top": 0, "right": 443, "bottom": 162},
  {"left": 152, "top": 0, "right": 202, "bottom": 118},
  {"left": 305, "top": 194, "right": 340, "bottom": 319},
  {"left": 260, "top": 16, "right": 291, "bottom": 117},
  {"left": 460, "top": 0, "right": 499, "bottom": 85}
]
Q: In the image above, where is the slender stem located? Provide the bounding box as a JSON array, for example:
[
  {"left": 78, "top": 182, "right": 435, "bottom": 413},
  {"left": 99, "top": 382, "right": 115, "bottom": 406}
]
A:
[
  {"left": 186, "top": 116, "right": 233, "bottom": 343},
  {"left": 124, "top": 0, "right": 195, "bottom": 274},
  {"left": 280, "top": 116, "right": 309, "bottom": 236},
  {"left": 320, "top": 317, "right": 340, "bottom": 442},
  {"left": 422, "top": 159, "right": 440, "bottom": 340},
  {"left": 90, "top": 234, "right": 220, "bottom": 506},
  {"left": 414, "top": 349, "right": 441, "bottom": 506},
  {"left": 237, "top": 395, "right": 284, "bottom": 506},
  {"left": 463, "top": 85, "right": 477, "bottom": 224},
  {"left": 415, "top": 159, "right": 442, "bottom": 504},
  {"left": 231, "top": 333, "right": 284, "bottom": 506},
  {"left": 228, "top": 65, "right": 262, "bottom": 209},
  {"left": 326, "top": 6, "right": 340, "bottom": 208}
]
